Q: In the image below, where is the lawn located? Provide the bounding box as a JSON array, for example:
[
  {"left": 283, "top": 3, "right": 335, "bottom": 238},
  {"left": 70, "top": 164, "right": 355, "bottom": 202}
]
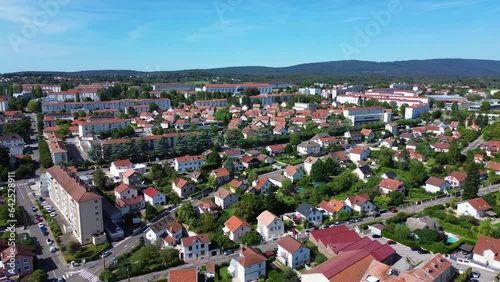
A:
[
  {"left": 277, "top": 155, "right": 305, "bottom": 165},
  {"left": 407, "top": 187, "right": 442, "bottom": 202},
  {"left": 267, "top": 270, "right": 284, "bottom": 282},
  {"left": 219, "top": 267, "right": 233, "bottom": 282}
]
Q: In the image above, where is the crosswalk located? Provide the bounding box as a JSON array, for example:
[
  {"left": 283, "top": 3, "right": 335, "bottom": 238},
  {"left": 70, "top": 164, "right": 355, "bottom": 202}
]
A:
[{"left": 78, "top": 270, "right": 100, "bottom": 282}]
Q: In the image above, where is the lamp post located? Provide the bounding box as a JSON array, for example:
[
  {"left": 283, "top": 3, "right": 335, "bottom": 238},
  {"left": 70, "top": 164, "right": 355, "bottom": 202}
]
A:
[{"left": 127, "top": 267, "right": 130, "bottom": 282}]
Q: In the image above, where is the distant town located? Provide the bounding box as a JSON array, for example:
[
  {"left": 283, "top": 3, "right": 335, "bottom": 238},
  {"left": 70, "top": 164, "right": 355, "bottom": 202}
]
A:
[{"left": 2, "top": 78, "right": 500, "bottom": 282}]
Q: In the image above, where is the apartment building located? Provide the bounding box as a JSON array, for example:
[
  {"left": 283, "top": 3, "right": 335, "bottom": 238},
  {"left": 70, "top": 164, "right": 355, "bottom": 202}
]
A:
[
  {"left": 22, "top": 83, "right": 61, "bottom": 93},
  {"left": 78, "top": 119, "right": 131, "bottom": 137},
  {"left": 152, "top": 83, "right": 195, "bottom": 92},
  {"left": 0, "top": 96, "right": 10, "bottom": 112},
  {"left": 0, "top": 133, "right": 25, "bottom": 156},
  {"left": 246, "top": 93, "right": 300, "bottom": 106},
  {"left": 47, "top": 133, "right": 68, "bottom": 164},
  {"left": 343, "top": 106, "right": 389, "bottom": 125},
  {"left": 45, "top": 166, "right": 104, "bottom": 245},
  {"left": 405, "top": 103, "right": 430, "bottom": 119},
  {"left": 194, "top": 99, "right": 228, "bottom": 108},
  {"left": 174, "top": 155, "right": 205, "bottom": 172},
  {"left": 203, "top": 83, "right": 272, "bottom": 94},
  {"left": 42, "top": 98, "right": 171, "bottom": 112}
]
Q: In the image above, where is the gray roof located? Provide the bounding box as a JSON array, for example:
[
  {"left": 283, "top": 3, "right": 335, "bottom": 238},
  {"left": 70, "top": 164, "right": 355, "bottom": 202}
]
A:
[
  {"left": 406, "top": 216, "right": 440, "bottom": 232},
  {"left": 382, "top": 171, "right": 397, "bottom": 179},
  {"left": 149, "top": 214, "right": 177, "bottom": 234},
  {"left": 357, "top": 165, "right": 373, "bottom": 176},
  {"left": 296, "top": 202, "right": 316, "bottom": 216}
]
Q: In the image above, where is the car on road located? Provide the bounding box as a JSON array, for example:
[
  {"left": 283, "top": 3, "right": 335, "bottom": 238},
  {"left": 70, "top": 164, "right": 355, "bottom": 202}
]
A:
[
  {"left": 472, "top": 271, "right": 481, "bottom": 278},
  {"left": 305, "top": 230, "right": 311, "bottom": 235},
  {"left": 50, "top": 212, "right": 56, "bottom": 217},
  {"left": 32, "top": 207, "right": 37, "bottom": 212},
  {"left": 38, "top": 223, "right": 45, "bottom": 228},
  {"left": 46, "top": 238, "right": 53, "bottom": 245},
  {"left": 50, "top": 246, "right": 57, "bottom": 253},
  {"left": 224, "top": 250, "right": 234, "bottom": 255},
  {"left": 372, "top": 234, "right": 382, "bottom": 239},
  {"left": 468, "top": 279, "right": 479, "bottom": 282},
  {"left": 418, "top": 249, "right": 430, "bottom": 254},
  {"left": 101, "top": 250, "right": 112, "bottom": 258},
  {"left": 56, "top": 278, "right": 65, "bottom": 282},
  {"left": 387, "top": 240, "right": 397, "bottom": 245},
  {"left": 36, "top": 218, "right": 43, "bottom": 223}
]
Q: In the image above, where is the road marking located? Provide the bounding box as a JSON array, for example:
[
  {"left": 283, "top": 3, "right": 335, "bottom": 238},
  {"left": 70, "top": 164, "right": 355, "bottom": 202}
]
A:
[{"left": 79, "top": 270, "right": 99, "bottom": 282}]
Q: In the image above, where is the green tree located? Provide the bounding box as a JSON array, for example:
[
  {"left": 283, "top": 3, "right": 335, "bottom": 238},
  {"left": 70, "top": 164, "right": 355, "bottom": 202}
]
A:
[
  {"left": 447, "top": 141, "right": 462, "bottom": 165},
  {"left": 214, "top": 109, "right": 232, "bottom": 125},
  {"left": 432, "top": 110, "right": 442, "bottom": 120},
  {"left": 145, "top": 204, "right": 159, "bottom": 221},
  {"left": 99, "top": 268, "right": 117, "bottom": 282},
  {"left": 451, "top": 102, "right": 459, "bottom": 112},
  {"left": 289, "top": 134, "right": 301, "bottom": 147},
  {"left": 324, "top": 157, "right": 340, "bottom": 176},
  {"left": 478, "top": 218, "right": 494, "bottom": 236},
  {"left": 27, "top": 100, "right": 41, "bottom": 112},
  {"left": 281, "top": 268, "right": 300, "bottom": 282},
  {"left": 206, "top": 151, "right": 222, "bottom": 164},
  {"left": 414, "top": 228, "right": 438, "bottom": 244},
  {"left": 388, "top": 191, "right": 405, "bottom": 207},
  {"left": 310, "top": 160, "right": 326, "bottom": 182},
  {"left": 243, "top": 87, "right": 260, "bottom": 96},
  {"left": 285, "top": 144, "right": 294, "bottom": 154},
  {"left": 395, "top": 224, "right": 411, "bottom": 240},
  {"left": 462, "top": 162, "right": 480, "bottom": 200},
  {"left": 378, "top": 148, "right": 394, "bottom": 168},
  {"left": 224, "top": 129, "right": 242, "bottom": 147},
  {"left": 176, "top": 202, "right": 197, "bottom": 225},
  {"left": 480, "top": 101, "right": 491, "bottom": 112},
  {"left": 27, "top": 269, "right": 47, "bottom": 282},
  {"left": 397, "top": 149, "right": 411, "bottom": 171},
  {"left": 38, "top": 140, "right": 54, "bottom": 168},
  {"left": 240, "top": 230, "right": 263, "bottom": 245},
  {"left": 93, "top": 169, "right": 107, "bottom": 190},
  {"left": 149, "top": 102, "right": 159, "bottom": 112}
]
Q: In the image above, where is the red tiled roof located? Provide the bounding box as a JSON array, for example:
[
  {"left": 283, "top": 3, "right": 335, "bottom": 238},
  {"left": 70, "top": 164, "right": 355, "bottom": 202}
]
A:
[
  {"left": 143, "top": 187, "right": 161, "bottom": 198},
  {"left": 114, "top": 183, "right": 131, "bottom": 194},
  {"left": 485, "top": 161, "right": 500, "bottom": 171},
  {"left": 278, "top": 235, "right": 304, "bottom": 254},
  {"left": 112, "top": 159, "right": 132, "bottom": 167},
  {"left": 169, "top": 268, "right": 198, "bottom": 282},
  {"left": 257, "top": 210, "right": 279, "bottom": 226},
  {"left": 237, "top": 247, "right": 267, "bottom": 267},
  {"left": 474, "top": 235, "right": 500, "bottom": 261},
  {"left": 448, "top": 171, "right": 467, "bottom": 182},
  {"left": 379, "top": 178, "right": 404, "bottom": 191},
  {"left": 224, "top": 215, "right": 249, "bottom": 233},
  {"left": 467, "top": 197, "right": 491, "bottom": 212},
  {"left": 181, "top": 234, "right": 210, "bottom": 247},
  {"left": 175, "top": 154, "right": 203, "bottom": 163},
  {"left": 425, "top": 177, "right": 446, "bottom": 187},
  {"left": 173, "top": 178, "right": 188, "bottom": 188},
  {"left": 46, "top": 166, "right": 101, "bottom": 203}
]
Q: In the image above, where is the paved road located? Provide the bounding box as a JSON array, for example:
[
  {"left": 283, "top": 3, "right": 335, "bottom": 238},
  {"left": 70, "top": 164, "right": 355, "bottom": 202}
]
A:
[
  {"left": 15, "top": 179, "right": 69, "bottom": 280},
  {"left": 461, "top": 135, "right": 484, "bottom": 155}
]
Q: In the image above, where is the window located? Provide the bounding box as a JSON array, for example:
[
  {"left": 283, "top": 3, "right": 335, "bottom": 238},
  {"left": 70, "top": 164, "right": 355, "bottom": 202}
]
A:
[
  {"left": 23, "top": 258, "right": 29, "bottom": 263},
  {"left": 23, "top": 265, "right": 31, "bottom": 271},
  {"left": 188, "top": 246, "right": 192, "bottom": 251}
]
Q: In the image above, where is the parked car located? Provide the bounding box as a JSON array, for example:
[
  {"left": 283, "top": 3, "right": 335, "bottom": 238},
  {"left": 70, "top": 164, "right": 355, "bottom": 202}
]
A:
[
  {"left": 36, "top": 218, "right": 43, "bottom": 223},
  {"left": 101, "top": 250, "right": 112, "bottom": 258},
  {"left": 46, "top": 238, "right": 53, "bottom": 245},
  {"left": 372, "top": 234, "right": 382, "bottom": 239},
  {"left": 50, "top": 246, "right": 57, "bottom": 253},
  {"left": 387, "top": 240, "right": 397, "bottom": 245},
  {"left": 38, "top": 223, "right": 45, "bottom": 228},
  {"left": 472, "top": 271, "right": 481, "bottom": 278},
  {"left": 223, "top": 250, "right": 234, "bottom": 255},
  {"left": 418, "top": 249, "right": 430, "bottom": 254},
  {"left": 50, "top": 212, "right": 56, "bottom": 217},
  {"left": 32, "top": 207, "right": 37, "bottom": 212}
]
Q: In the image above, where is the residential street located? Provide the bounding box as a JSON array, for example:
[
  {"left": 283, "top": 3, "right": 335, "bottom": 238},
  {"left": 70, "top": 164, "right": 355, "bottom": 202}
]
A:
[{"left": 461, "top": 135, "right": 484, "bottom": 155}]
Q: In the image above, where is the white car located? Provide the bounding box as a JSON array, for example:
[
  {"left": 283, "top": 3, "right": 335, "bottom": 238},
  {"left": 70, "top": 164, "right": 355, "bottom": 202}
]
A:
[
  {"left": 38, "top": 223, "right": 45, "bottom": 228},
  {"left": 50, "top": 212, "right": 56, "bottom": 217},
  {"left": 50, "top": 246, "right": 57, "bottom": 253},
  {"left": 46, "top": 238, "right": 53, "bottom": 245}
]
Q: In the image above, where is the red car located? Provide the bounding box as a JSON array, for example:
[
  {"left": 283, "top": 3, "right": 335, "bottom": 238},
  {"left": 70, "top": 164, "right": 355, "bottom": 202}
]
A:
[
  {"left": 36, "top": 218, "right": 43, "bottom": 223},
  {"left": 387, "top": 240, "right": 397, "bottom": 245}
]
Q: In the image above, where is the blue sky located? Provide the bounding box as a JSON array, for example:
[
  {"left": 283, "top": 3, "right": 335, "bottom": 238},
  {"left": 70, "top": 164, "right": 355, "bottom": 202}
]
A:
[{"left": 1, "top": 0, "right": 499, "bottom": 72}]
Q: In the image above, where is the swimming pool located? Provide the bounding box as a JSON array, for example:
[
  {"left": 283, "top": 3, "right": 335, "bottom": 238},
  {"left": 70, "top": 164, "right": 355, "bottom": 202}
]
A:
[{"left": 446, "top": 232, "right": 459, "bottom": 243}]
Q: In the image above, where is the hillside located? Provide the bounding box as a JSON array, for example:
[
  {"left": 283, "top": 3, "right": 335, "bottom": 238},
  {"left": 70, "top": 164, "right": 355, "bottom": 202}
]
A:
[{"left": 4, "top": 59, "right": 500, "bottom": 77}]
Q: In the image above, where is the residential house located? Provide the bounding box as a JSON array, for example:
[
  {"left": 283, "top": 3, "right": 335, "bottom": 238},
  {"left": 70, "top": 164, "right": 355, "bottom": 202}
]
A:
[
  {"left": 114, "top": 183, "right": 137, "bottom": 200},
  {"left": 380, "top": 138, "right": 397, "bottom": 149},
  {"left": 211, "top": 168, "right": 231, "bottom": 185},
  {"left": 115, "top": 195, "right": 145, "bottom": 215},
  {"left": 228, "top": 247, "right": 267, "bottom": 282},
  {"left": 214, "top": 188, "right": 239, "bottom": 209},
  {"left": 445, "top": 171, "right": 467, "bottom": 188},
  {"left": 242, "top": 127, "right": 256, "bottom": 139},
  {"left": 174, "top": 155, "right": 205, "bottom": 172},
  {"left": 223, "top": 215, "right": 252, "bottom": 242},
  {"left": 474, "top": 154, "right": 486, "bottom": 164},
  {"left": 456, "top": 197, "right": 493, "bottom": 219},
  {"left": 0, "top": 244, "right": 34, "bottom": 280},
  {"left": 344, "top": 131, "right": 362, "bottom": 143},
  {"left": 110, "top": 159, "right": 133, "bottom": 177},
  {"left": 379, "top": 178, "right": 405, "bottom": 195},
  {"left": 252, "top": 177, "right": 273, "bottom": 194},
  {"left": 360, "top": 128, "right": 375, "bottom": 140},
  {"left": 228, "top": 179, "right": 246, "bottom": 191},
  {"left": 326, "top": 151, "right": 351, "bottom": 167},
  {"left": 485, "top": 161, "right": 500, "bottom": 175},
  {"left": 424, "top": 177, "right": 450, "bottom": 193},
  {"left": 273, "top": 125, "right": 287, "bottom": 135},
  {"left": 241, "top": 156, "right": 260, "bottom": 169},
  {"left": 317, "top": 199, "right": 352, "bottom": 216},
  {"left": 172, "top": 178, "right": 196, "bottom": 199},
  {"left": 405, "top": 216, "right": 440, "bottom": 232},
  {"left": 481, "top": 141, "right": 500, "bottom": 157},
  {"left": 297, "top": 141, "right": 321, "bottom": 155},
  {"left": 276, "top": 235, "right": 310, "bottom": 268},
  {"left": 473, "top": 235, "right": 500, "bottom": 268},
  {"left": 266, "top": 144, "right": 286, "bottom": 155},
  {"left": 349, "top": 146, "right": 370, "bottom": 163},
  {"left": 180, "top": 234, "right": 210, "bottom": 262},
  {"left": 144, "top": 215, "right": 185, "bottom": 245},
  {"left": 169, "top": 269, "right": 198, "bottom": 282},
  {"left": 385, "top": 123, "right": 398, "bottom": 136},
  {"left": 143, "top": 187, "right": 166, "bottom": 207},
  {"left": 296, "top": 203, "right": 323, "bottom": 226},
  {"left": 303, "top": 156, "right": 320, "bottom": 175},
  {"left": 122, "top": 169, "right": 142, "bottom": 186},
  {"left": 381, "top": 171, "right": 397, "bottom": 180},
  {"left": 257, "top": 210, "right": 285, "bottom": 240},
  {"left": 0, "top": 133, "right": 25, "bottom": 156},
  {"left": 353, "top": 165, "right": 373, "bottom": 181},
  {"left": 344, "top": 194, "right": 376, "bottom": 213},
  {"left": 195, "top": 200, "right": 218, "bottom": 217},
  {"left": 284, "top": 165, "right": 304, "bottom": 183},
  {"left": 189, "top": 171, "right": 203, "bottom": 183}
]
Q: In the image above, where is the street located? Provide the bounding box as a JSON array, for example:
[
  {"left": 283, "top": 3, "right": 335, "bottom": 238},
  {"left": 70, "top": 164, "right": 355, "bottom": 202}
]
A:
[{"left": 461, "top": 135, "right": 484, "bottom": 155}]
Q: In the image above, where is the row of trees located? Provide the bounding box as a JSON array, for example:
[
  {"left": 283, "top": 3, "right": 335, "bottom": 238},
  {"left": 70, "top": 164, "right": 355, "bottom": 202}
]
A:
[
  {"left": 39, "top": 140, "right": 54, "bottom": 168},
  {"left": 2, "top": 116, "right": 31, "bottom": 141}
]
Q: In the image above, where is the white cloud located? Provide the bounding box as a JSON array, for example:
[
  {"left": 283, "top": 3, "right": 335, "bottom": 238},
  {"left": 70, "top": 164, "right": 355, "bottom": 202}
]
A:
[{"left": 425, "top": 0, "right": 488, "bottom": 10}]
